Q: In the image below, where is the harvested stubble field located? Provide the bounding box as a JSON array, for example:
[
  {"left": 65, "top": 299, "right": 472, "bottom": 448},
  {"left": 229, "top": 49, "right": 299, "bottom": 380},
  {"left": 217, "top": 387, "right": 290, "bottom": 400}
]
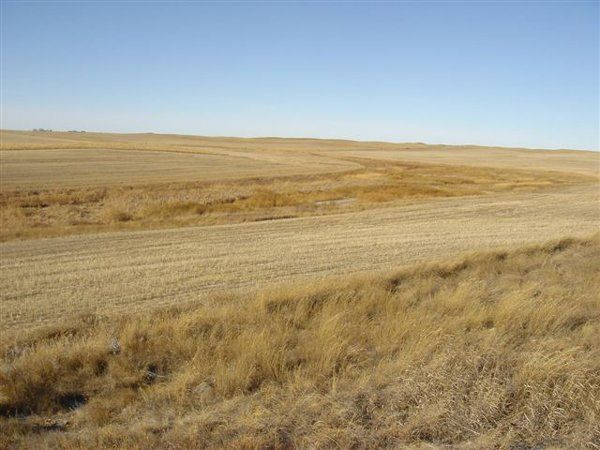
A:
[
  {"left": 2, "top": 184, "right": 599, "bottom": 333},
  {"left": 1, "top": 236, "right": 599, "bottom": 449},
  {"left": 1, "top": 130, "right": 599, "bottom": 448}
]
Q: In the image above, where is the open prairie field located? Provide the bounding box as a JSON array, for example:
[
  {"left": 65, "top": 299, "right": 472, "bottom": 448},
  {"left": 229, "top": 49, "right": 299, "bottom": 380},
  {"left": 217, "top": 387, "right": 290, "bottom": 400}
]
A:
[
  {"left": 338, "top": 146, "right": 600, "bottom": 176},
  {"left": 1, "top": 130, "right": 599, "bottom": 448},
  {"left": 1, "top": 130, "right": 596, "bottom": 241},
  {"left": 2, "top": 1, "right": 597, "bottom": 447},
  {"left": 2, "top": 129, "right": 597, "bottom": 176},
  {"left": 1, "top": 129, "right": 598, "bottom": 330}
]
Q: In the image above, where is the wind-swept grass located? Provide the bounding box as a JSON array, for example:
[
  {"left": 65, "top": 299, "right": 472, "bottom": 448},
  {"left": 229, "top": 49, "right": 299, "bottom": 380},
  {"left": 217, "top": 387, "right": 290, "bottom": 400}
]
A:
[
  {"left": 0, "top": 161, "right": 583, "bottom": 242},
  {"left": 1, "top": 235, "right": 598, "bottom": 449}
]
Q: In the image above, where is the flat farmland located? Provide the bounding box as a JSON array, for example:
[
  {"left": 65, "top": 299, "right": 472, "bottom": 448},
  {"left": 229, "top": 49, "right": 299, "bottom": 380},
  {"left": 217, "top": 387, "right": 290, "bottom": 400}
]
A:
[
  {"left": 0, "top": 148, "right": 357, "bottom": 189},
  {"left": 337, "top": 146, "right": 600, "bottom": 176}
]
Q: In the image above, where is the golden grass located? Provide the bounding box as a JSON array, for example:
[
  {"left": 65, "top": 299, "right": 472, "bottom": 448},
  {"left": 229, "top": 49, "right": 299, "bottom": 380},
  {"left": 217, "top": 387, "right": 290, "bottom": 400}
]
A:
[
  {"left": 1, "top": 235, "right": 598, "bottom": 448},
  {"left": 0, "top": 160, "right": 585, "bottom": 242}
]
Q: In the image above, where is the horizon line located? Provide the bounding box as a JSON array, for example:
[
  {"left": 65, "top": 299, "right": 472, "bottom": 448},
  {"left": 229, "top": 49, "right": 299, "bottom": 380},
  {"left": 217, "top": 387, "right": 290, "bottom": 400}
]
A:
[{"left": 1, "top": 128, "right": 598, "bottom": 153}]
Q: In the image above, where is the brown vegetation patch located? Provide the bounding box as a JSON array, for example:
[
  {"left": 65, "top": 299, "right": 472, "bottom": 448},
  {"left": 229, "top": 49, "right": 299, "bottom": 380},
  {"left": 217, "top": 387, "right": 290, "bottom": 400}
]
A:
[{"left": 0, "top": 161, "right": 583, "bottom": 242}]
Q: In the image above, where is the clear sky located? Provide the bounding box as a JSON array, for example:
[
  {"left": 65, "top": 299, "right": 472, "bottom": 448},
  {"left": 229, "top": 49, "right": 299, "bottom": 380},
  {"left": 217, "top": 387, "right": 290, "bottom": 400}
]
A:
[{"left": 1, "top": 1, "right": 598, "bottom": 150}]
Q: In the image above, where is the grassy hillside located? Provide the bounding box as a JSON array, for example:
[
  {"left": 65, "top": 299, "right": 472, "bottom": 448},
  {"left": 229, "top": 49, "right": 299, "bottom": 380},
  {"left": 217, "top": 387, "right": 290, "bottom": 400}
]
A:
[{"left": 2, "top": 234, "right": 598, "bottom": 449}]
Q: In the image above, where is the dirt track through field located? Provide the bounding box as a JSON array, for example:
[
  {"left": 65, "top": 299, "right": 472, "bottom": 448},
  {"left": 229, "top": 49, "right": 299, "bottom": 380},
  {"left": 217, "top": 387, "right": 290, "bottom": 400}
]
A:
[{"left": 2, "top": 184, "right": 598, "bottom": 332}]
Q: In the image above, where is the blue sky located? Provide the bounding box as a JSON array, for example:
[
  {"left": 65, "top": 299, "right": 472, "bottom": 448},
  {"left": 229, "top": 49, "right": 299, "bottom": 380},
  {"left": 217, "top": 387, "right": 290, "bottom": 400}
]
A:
[{"left": 1, "top": 1, "right": 598, "bottom": 149}]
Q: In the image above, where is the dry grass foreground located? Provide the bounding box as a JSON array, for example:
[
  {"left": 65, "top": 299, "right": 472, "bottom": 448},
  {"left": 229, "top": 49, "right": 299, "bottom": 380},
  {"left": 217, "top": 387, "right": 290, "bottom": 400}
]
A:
[{"left": 1, "top": 235, "right": 599, "bottom": 449}]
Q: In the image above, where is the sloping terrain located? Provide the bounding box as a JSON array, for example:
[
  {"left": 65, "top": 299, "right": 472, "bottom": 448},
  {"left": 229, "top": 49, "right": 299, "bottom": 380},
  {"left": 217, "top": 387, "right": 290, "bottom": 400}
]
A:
[
  {"left": 1, "top": 131, "right": 598, "bottom": 333},
  {"left": 2, "top": 129, "right": 598, "bottom": 178},
  {"left": 338, "top": 146, "right": 599, "bottom": 177},
  {"left": 1, "top": 235, "right": 598, "bottom": 449},
  {"left": 1, "top": 184, "right": 597, "bottom": 333},
  {"left": 1, "top": 130, "right": 598, "bottom": 448}
]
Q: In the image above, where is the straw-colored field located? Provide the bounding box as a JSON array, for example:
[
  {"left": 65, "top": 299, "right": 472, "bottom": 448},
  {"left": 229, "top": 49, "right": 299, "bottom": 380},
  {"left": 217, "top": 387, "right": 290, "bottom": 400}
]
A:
[
  {"left": 1, "top": 130, "right": 599, "bottom": 449},
  {"left": 1, "top": 130, "right": 596, "bottom": 242},
  {"left": 339, "top": 146, "right": 600, "bottom": 176},
  {"left": 0, "top": 148, "right": 357, "bottom": 189},
  {"left": 2, "top": 184, "right": 598, "bottom": 333},
  {"left": 1, "top": 130, "right": 598, "bottom": 332}
]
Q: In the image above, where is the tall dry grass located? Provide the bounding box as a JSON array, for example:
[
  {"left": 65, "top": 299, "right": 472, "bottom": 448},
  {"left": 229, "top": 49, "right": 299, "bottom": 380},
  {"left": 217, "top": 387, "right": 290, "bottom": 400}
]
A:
[
  {"left": 0, "top": 161, "right": 582, "bottom": 241},
  {"left": 1, "top": 235, "right": 598, "bottom": 449}
]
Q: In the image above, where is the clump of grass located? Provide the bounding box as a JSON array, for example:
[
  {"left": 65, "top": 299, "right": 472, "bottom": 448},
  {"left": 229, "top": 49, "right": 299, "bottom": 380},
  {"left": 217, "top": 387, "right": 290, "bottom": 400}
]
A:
[
  {"left": 1, "top": 235, "right": 598, "bottom": 448},
  {"left": 104, "top": 207, "right": 133, "bottom": 223},
  {"left": 139, "top": 201, "right": 207, "bottom": 220}
]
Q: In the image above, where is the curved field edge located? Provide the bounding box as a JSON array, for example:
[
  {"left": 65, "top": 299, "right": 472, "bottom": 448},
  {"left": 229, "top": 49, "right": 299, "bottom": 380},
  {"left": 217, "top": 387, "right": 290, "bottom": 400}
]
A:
[{"left": 1, "top": 234, "right": 599, "bottom": 449}]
